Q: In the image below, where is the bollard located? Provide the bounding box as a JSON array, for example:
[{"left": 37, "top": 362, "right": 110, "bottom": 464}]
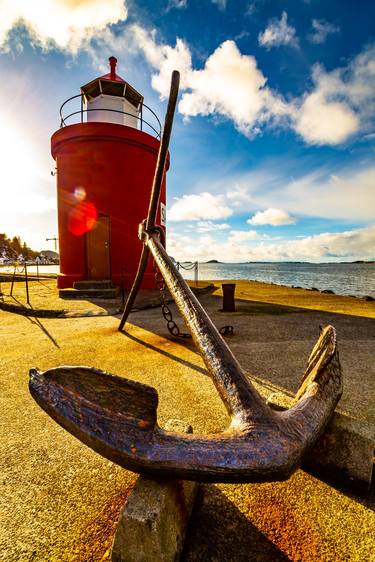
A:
[{"left": 221, "top": 283, "right": 236, "bottom": 312}]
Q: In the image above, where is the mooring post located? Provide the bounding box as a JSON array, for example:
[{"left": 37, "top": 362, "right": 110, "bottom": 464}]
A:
[{"left": 222, "top": 283, "right": 236, "bottom": 312}]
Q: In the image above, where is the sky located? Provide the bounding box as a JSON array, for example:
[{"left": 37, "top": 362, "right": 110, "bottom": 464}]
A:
[{"left": 0, "top": 0, "right": 374, "bottom": 262}]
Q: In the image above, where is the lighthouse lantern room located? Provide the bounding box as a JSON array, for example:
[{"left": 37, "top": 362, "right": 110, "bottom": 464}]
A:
[
  {"left": 51, "top": 57, "right": 167, "bottom": 290},
  {"left": 81, "top": 56, "right": 144, "bottom": 127}
]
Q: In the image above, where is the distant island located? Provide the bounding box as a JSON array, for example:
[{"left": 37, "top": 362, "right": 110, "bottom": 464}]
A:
[{"left": 206, "top": 259, "right": 221, "bottom": 263}]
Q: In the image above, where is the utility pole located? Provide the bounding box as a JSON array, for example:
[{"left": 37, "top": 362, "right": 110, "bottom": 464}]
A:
[{"left": 46, "top": 236, "right": 58, "bottom": 252}]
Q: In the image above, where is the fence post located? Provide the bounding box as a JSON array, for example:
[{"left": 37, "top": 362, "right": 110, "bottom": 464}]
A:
[
  {"left": 10, "top": 264, "right": 17, "bottom": 296},
  {"left": 25, "top": 262, "right": 30, "bottom": 306}
]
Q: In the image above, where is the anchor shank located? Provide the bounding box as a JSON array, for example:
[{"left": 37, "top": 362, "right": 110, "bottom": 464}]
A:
[
  {"left": 119, "top": 70, "right": 180, "bottom": 331},
  {"left": 146, "top": 70, "right": 180, "bottom": 232},
  {"left": 147, "top": 232, "right": 271, "bottom": 423}
]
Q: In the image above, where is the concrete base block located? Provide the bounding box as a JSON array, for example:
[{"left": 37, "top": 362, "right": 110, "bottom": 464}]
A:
[
  {"left": 111, "top": 420, "right": 198, "bottom": 562},
  {"left": 267, "top": 391, "right": 375, "bottom": 490}
]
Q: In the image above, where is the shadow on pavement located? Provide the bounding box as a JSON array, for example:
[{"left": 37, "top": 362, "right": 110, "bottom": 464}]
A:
[{"left": 183, "top": 485, "right": 291, "bottom": 562}]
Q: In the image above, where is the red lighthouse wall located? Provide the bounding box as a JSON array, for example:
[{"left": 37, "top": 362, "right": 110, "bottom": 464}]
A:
[{"left": 51, "top": 122, "right": 167, "bottom": 289}]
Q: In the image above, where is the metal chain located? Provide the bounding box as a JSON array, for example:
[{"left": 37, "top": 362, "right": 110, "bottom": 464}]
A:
[
  {"left": 219, "top": 325, "right": 234, "bottom": 336},
  {"left": 153, "top": 261, "right": 234, "bottom": 339},
  {"left": 153, "top": 262, "right": 191, "bottom": 339}
]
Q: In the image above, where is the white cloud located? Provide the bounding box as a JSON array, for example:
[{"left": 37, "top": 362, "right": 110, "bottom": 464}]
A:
[
  {"left": 178, "top": 40, "right": 270, "bottom": 135},
  {"left": 168, "top": 192, "right": 232, "bottom": 221},
  {"left": 228, "top": 164, "right": 375, "bottom": 222},
  {"left": 89, "top": 25, "right": 374, "bottom": 146},
  {"left": 228, "top": 230, "right": 269, "bottom": 243},
  {"left": 132, "top": 29, "right": 291, "bottom": 136},
  {"left": 247, "top": 208, "right": 296, "bottom": 226},
  {"left": 188, "top": 161, "right": 375, "bottom": 223},
  {"left": 0, "top": 0, "right": 127, "bottom": 53},
  {"left": 291, "top": 46, "right": 375, "bottom": 144},
  {"left": 293, "top": 91, "right": 359, "bottom": 145},
  {"left": 309, "top": 48, "right": 375, "bottom": 117},
  {"left": 246, "top": 2, "right": 262, "bottom": 16},
  {"left": 280, "top": 166, "right": 375, "bottom": 221},
  {"left": 308, "top": 19, "right": 340, "bottom": 44},
  {"left": 261, "top": 225, "right": 375, "bottom": 261},
  {"left": 212, "top": 0, "right": 227, "bottom": 9},
  {"left": 131, "top": 24, "right": 192, "bottom": 97},
  {"left": 258, "top": 11, "right": 298, "bottom": 49},
  {"left": 0, "top": 109, "right": 56, "bottom": 249},
  {"left": 227, "top": 184, "right": 253, "bottom": 206},
  {"left": 132, "top": 26, "right": 374, "bottom": 145},
  {"left": 167, "top": 224, "right": 375, "bottom": 262},
  {"left": 167, "top": 0, "right": 188, "bottom": 11},
  {"left": 195, "top": 221, "right": 230, "bottom": 232}
]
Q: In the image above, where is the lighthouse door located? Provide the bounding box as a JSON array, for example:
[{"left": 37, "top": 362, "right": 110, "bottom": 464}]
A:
[{"left": 86, "top": 215, "right": 111, "bottom": 279}]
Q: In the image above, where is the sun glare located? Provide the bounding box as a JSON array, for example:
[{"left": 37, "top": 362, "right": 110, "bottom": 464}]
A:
[{"left": 68, "top": 200, "right": 97, "bottom": 236}]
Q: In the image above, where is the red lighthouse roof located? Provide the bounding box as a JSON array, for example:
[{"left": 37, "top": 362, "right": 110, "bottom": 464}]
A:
[
  {"left": 81, "top": 56, "right": 143, "bottom": 109},
  {"left": 99, "top": 56, "right": 126, "bottom": 82}
]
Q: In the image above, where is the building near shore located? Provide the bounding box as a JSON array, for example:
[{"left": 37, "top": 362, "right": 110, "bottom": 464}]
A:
[{"left": 51, "top": 57, "right": 167, "bottom": 289}]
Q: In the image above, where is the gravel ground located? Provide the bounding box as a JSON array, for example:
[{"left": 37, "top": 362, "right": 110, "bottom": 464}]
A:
[{"left": 0, "top": 279, "right": 374, "bottom": 561}]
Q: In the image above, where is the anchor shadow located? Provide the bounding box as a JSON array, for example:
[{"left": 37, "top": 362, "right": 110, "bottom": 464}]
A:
[{"left": 183, "top": 485, "right": 291, "bottom": 562}]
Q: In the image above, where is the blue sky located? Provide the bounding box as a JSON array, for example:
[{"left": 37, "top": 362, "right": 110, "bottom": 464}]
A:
[{"left": 0, "top": 0, "right": 374, "bottom": 261}]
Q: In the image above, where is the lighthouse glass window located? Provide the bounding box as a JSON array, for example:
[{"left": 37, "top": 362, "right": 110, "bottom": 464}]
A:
[{"left": 86, "top": 95, "right": 139, "bottom": 128}]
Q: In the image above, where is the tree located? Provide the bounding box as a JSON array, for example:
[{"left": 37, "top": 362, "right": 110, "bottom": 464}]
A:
[{"left": 11, "top": 236, "right": 22, "bottom": 255}]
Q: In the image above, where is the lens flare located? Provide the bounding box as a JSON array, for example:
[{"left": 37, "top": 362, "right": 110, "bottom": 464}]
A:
[
  {"left": 68, "top": 201, "right": 97, "bottom": 236},
  {"left": 74, "top": 186, "right": 86, "bottom": 202}
]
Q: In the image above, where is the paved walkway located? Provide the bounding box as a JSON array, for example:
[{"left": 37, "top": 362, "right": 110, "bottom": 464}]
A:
[{"left": 0, "top": 280, "right": 374, "bottom": 561}]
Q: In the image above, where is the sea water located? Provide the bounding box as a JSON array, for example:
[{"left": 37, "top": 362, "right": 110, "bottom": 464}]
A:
[
  {"left": 179, "top": 262, "right": 375, "bottom": 298},
  {"left": 2, "top": 262, "right": 374, "bottom": 298}
]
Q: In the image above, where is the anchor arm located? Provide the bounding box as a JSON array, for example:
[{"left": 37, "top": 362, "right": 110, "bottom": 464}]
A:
[{"left": 29, "top": 324, "right": 342, "bottom": 483}]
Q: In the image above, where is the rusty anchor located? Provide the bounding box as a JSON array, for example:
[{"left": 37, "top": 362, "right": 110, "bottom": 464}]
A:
[{"left": 29, "top": 71, "right": 342, "bottom": 483}]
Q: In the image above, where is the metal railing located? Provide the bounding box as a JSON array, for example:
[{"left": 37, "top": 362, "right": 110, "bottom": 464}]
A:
[
  {"left": 10, "top": 262, "right": 30, "bottom": 304},
  {"left": 177, "top": 261, "right": 199, "bottom": 287},
  {"left": 59, "top": 94, "right": 162, "bottom": 139}
]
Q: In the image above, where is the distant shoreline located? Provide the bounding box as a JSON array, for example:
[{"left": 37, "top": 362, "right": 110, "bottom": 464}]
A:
[
  {"left": 196, "top": 260, "right": 375, "bottom": 265},
  {"left": 181, "top": 261, "right": 375, "bottom": 298},
  {"left": 190, "top": 279, "right": 375, "bottom": 318}
]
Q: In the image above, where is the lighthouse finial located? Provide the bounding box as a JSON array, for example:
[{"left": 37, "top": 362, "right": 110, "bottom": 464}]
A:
[{"left": 109, "top": 56, "right": 117, "bottom": 80}]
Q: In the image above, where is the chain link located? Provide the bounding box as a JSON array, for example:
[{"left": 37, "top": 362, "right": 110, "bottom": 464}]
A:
[
  {"left": 153, "top": 261, "right": 234, "bottom": 339},
  {"left": 153, "top": 262, "right": 192, "bottom": 339}
]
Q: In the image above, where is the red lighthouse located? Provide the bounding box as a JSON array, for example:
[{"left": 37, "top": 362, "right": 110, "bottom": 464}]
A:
[{"left": 51, "top": 57, "right": 167, "bottom": 290}]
